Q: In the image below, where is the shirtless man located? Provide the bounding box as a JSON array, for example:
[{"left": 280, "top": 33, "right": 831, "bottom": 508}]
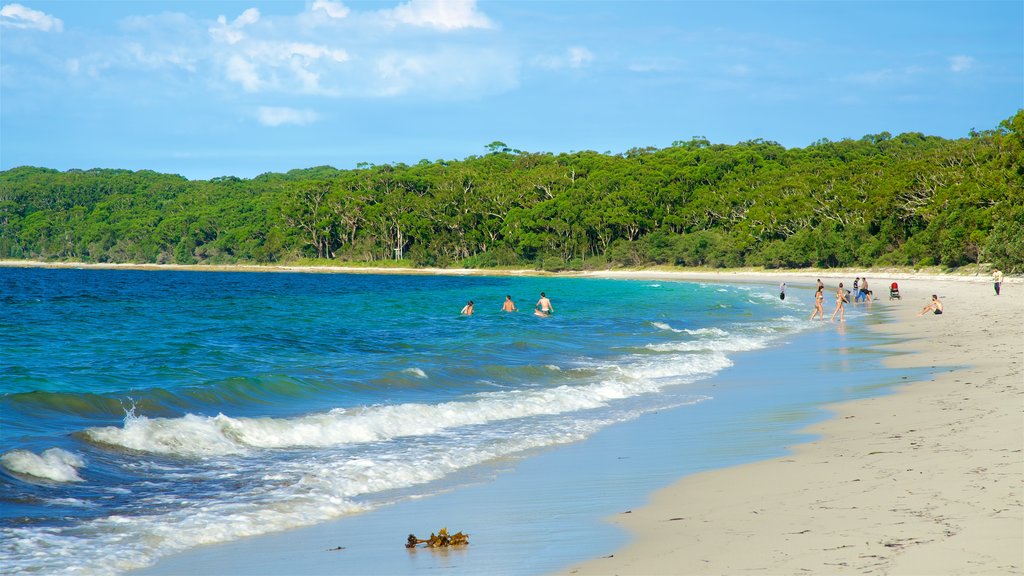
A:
[
  {"left": 501, "top": 294, "right": 518, "bottom": 312},
  {"left": 918, "top": 294, "right": 944, "bottom": 316},
  {"left": 535, "top": 292, "right": 554, "bottom": 317}
]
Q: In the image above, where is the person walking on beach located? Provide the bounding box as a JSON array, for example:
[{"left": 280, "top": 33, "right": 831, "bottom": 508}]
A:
[
  {"left": 859, "top": 277, "right": 871, "bottom": 302},
  {"left": 817, "top": 278, "right": 824, "bottom": 292},
  {"left": 918, "top": 294, "right": 944, "bottom": 316},
  {"left": 535, "top": 292, "right": 554, "bottom": 317},
  {"left": 501, "top": 295, "right": 518, "bottom": 312},
  {"left": 852, "top": 278, "right": 859, "bottom": 301},
  {"left": 810, "top": 285, "right": 825, "bottom": 320},
  {"left": 993, "top": 268, "right": 1003, "bottom": 296},
  {"left": 830, "top": 282, "right": 846, "bottom": 322},
  {"left": 460, "top": 300, "right": 474, "bottom": 315}
]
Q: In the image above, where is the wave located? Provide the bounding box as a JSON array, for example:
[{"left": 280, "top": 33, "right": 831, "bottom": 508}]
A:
[
  {"left": 0, "top": 448, "right": 86, "bottom": 482},
  {"left": 650, "top": 322, "right": 728, "bottom": 337},
  {"left": 81, "top": 351, "right": 730, "bottom": 458}
]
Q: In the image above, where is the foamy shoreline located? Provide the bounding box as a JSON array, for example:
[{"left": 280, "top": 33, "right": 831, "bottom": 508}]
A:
[{"left": 561, "top": 277, "right": 1023, "bottom": 574}]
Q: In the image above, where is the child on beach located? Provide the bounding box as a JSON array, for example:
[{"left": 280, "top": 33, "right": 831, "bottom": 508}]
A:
[
  {"left": 993, "top": 268, "right": 1003, "bottom": 295},
  {"left": 830, "top": 283, "right": 846, "bottom": 322}
]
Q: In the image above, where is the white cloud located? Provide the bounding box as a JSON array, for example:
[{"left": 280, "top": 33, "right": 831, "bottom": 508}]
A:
[
  {"left": 534, "top": 46, "right": 594, "bottom": 70},
  {"left": 222, "top": 41, "right": 350, "bottom": 94},
  {"left": 312, "top": 0, "right": 350, "bottom": 19},
  {"left": 0, "top": 3, "right": 63, "bottom": 32},
  {"left": 257, "top": 106, "right": 319, "bottom": 126},
  {"left": 948, "top": 55, "right": 974, "bottom": 73},
  {"left": 385, "top": 0, "right": 493, "bottom": 30},
  {"left": 209, "top": 8, "right": 260, "bottom": 45}
]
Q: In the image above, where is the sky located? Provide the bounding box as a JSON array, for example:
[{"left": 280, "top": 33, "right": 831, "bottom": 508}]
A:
[{"left": 1, "top": 1, "right": 1022, "bottom": 180}]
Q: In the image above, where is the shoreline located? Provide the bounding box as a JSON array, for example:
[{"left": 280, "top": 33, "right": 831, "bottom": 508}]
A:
[
  {"left": 1, "top": 258, "right": 1014, "bottom": 286},
  {"left": 560, "top": 277, "right": 1023, "bottom": 574}
]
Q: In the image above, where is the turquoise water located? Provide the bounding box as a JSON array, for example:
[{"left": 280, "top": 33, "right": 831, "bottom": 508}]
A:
[{"left": 2, "top": 268, "right": 870, "bottom": 575}]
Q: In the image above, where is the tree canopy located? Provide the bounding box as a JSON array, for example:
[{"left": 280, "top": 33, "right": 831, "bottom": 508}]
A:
[{"left": 3, "top": 111, "right": 1022, "bottom": 272}]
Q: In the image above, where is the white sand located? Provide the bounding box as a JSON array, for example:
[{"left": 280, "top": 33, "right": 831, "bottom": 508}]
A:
[{"left": 561, "top": 273, "right": 1023, "bottom": 575}]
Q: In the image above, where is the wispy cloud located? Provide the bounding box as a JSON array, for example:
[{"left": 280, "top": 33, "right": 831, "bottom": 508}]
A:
[
  {"left": 0, "top": 3, "right": 63, "bottom": 32},
  {"left": 312, "top": 0, "right": 350, "bottom": 20},
  {"left": 384, "top": 0, "right": 493, "bottom": 30},
  {"left": 257, "top": 106, "right": 319, "bottom": 126},
  {"left": 948, "top": 55, "right": 974, "bottom": 73},
  {"left": 209, "top": 8, "right": 260, "bottom": 45},
  {"left": 535, "top": 46, "right": 594, "bottom": 70},
  {"left": 845, "top": 68, "right": 896, "bottom": 86}
]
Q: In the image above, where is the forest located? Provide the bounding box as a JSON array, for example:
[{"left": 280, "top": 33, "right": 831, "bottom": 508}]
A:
[{"left": 2, "top": 111, "right": 1022, "bottom": 272}]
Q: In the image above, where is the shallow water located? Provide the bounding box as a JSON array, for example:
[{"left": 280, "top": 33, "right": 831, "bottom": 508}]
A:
[{"left": 1, "top": 268, "right": 883, "bottom": 575}]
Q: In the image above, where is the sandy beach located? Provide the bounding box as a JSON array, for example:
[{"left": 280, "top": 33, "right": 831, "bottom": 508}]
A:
[{"left": 561, "top": 274, "right": 1023, "bottom": 575}]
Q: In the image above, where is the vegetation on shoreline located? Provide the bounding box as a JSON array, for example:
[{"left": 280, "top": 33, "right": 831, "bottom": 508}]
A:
[{"left": 3, "top": 111, "right": 1022, "bottom": 273}]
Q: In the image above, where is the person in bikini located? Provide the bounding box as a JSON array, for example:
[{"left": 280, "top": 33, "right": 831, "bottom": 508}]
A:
[
  {"left": 830, "top": 282, "right": 846, "bottom": 322},
  {"left": 810, "top": 285, "right": 825, "bottom": 320},
  {"left": 918, "top": 294, "right": 944, "bottom": 316}
]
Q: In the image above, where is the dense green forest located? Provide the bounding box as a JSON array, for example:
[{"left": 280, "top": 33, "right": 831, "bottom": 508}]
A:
[{"left": 2, "top": 111, "right": 1022, "bottom": 272}]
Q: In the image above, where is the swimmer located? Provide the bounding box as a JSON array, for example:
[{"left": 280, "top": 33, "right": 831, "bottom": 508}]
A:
[
  {"left": 535, "top": 292, "right": 554, "bottom": 317},
  {"left": 501, "top": 295, "right": 517, "bottom": 312},
  {"left": 460, "top": 300, "right": 474, "bottom": 315}
]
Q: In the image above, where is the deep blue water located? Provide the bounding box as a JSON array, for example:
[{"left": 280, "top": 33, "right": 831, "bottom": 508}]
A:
[{"left": 2, "top": 267, "right": 853, "bottom": 575}]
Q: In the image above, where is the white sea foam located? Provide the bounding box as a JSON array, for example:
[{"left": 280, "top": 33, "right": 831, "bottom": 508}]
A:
[
  {"left": 651, "top": 321, "right": 683, "bottom": 332},
  {"left": 83, "top": 346, "right": 731, "bottom": 459},
  {"left": 645, "top": 334, "right": 770, "bottom": 353},
  {"left": 4, "top": 401, "right": 708, "bottom": 576},
  {"left": 0, "top": 448, "right": 86, "bottom": 482},
  {"left": 402, "top": 367, "right": 428, "bottom": 378}
]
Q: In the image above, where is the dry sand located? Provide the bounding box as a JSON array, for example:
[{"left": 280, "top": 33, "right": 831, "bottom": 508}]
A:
[{"left": 561, "top": 274, "right": 1023, "bottom": 575}]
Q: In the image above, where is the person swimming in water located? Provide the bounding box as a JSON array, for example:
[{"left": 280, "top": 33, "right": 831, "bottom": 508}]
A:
[
  {"left": 535, "top": 292, "right": 554, "bottom": 317},
  {"left": 501, "top": 294, "right": 517, "bottom": 312},
  {"left": 460, "top": 300, "right": 474, "bottom": 315}
]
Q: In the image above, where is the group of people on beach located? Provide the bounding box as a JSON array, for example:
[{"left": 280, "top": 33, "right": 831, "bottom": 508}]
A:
[
  {"left": 461, "top": 292, "right": 554, "bottom": 317},
  {"left": 805, "top": 275, "right": 951, "bottom": 321},
  {"left": 808, "top": 277, "right": 871, "bottom": 322}
]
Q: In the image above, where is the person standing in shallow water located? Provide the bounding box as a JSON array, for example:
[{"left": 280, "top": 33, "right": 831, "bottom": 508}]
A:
[
  {"left": 501, "top": 295, "right": 518, "bottom": 312},
  {"left": 810, "top": 285, "right": 825, "bottom": 320},
  {"left": 535, "top": 292, "right": 554, "bottom": 317},
  {"left": 460, "top": 300, "right": 474, "bottom": 315},
  {"left": 830, "top": 282, "right": 846, "bottom": 322}
]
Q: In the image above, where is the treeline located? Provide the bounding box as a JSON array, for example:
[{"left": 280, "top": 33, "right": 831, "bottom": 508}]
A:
[{"left": 2, "top": 111, "right": 1022, "bottom": 272}]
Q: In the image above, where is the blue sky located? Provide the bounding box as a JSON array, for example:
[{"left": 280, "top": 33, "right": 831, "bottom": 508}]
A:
[{"left": 2, "top": 1, "right": 1021, "bottom": 180}]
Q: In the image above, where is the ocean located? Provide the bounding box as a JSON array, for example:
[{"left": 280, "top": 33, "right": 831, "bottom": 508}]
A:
[{"left": 0, "top": 268, "right": 899, "bottom": 575}]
